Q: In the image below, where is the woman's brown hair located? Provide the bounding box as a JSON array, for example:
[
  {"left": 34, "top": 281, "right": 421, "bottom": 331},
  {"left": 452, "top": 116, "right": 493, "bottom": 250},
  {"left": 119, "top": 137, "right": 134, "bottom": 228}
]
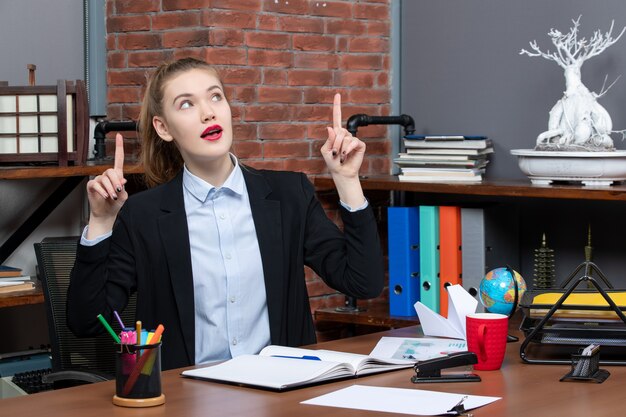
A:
[{"left": 139, "top": 58, "right": 222, "bottom": 187}]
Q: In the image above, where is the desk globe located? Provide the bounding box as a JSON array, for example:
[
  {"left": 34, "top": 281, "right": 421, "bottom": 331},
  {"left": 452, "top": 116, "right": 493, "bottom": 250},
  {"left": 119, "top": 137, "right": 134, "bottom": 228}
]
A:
[{"left": 479, "top": 267, "right": 527, "bottom": 316}]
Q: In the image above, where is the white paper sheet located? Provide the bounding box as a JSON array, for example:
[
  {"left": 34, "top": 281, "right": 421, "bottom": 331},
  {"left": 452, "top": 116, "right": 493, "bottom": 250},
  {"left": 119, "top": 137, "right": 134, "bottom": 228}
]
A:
[
  {"left": 302, "top": 385, "right": 500, "bottom": 416},
  {"left": 414, "top": 284, "right": 478, "bottom": 339},
  {"left": 369, "top": 337, "right": 467, "bottom": 361}
]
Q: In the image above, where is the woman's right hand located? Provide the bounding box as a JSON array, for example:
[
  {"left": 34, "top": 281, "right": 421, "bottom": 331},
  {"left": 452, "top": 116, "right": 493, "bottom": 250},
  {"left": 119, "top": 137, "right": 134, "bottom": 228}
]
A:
[{"left": 86, "top": 133, "right": 128, "bottom": 238}]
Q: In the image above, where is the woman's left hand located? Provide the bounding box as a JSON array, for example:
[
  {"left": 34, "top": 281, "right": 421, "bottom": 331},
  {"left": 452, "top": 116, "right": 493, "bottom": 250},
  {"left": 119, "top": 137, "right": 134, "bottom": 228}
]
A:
[{"left": 321, "top": 93, "right": 366, "bottom": 179}]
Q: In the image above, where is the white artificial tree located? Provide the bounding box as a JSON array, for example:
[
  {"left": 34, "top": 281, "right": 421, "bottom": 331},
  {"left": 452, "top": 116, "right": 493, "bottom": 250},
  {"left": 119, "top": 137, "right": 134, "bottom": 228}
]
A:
[{"left": 520, "top": 16, "right": 626, "bottom": 151}]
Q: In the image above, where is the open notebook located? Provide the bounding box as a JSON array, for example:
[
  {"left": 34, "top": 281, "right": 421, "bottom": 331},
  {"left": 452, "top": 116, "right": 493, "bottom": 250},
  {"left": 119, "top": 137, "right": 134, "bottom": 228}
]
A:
[{"left": 181, "top": 345, "right": 413, "bottom": 391}]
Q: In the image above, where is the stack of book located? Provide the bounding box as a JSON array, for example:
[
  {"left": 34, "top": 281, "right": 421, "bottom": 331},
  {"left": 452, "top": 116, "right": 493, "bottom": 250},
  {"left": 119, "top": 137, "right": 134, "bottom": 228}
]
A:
[
  {"left": 394, "top": 135, "right": 493, "bottom": 182},
  {"left": 0, "top": 265, "right": 35, "bottom": 294}
]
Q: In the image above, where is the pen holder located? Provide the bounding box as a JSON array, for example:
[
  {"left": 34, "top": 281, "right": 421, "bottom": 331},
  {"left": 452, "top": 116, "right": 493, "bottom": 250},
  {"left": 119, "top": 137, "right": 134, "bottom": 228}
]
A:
[
  {"left": 560, "top": 348, "right": 610, "bottom": 383},
  {"left": 113, "top": 342, "right": 165, "bottom": 407}
]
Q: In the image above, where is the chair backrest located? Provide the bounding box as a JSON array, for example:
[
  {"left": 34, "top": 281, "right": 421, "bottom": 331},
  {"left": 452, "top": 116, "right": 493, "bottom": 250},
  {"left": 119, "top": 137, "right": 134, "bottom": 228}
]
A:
[{"left": 34, "top": 237, "right": 137, "bottom": 376}]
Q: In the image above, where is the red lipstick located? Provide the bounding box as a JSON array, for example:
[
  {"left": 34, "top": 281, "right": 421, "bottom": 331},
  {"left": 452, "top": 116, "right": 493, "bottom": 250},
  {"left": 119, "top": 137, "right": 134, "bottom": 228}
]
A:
[{"left": 201, "top": 124, "right": 223, "bottom": 141}]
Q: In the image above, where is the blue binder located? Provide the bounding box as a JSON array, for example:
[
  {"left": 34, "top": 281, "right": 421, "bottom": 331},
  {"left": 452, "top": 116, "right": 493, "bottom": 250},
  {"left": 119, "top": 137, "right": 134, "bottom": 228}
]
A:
[
  {"left": 419, "top": 205, "right": 440, "bottom": 312},
  {"left": 387, "top": 207, "right": 420, "bottom": 316}
]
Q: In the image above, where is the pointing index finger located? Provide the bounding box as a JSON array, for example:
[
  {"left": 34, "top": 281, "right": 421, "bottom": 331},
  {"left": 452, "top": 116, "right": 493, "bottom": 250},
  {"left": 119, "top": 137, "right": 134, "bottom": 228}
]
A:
[
  {"left": 333, "top": 93, "right": 342, "bottom": 130},
  {"left": 114, "top": 133, "right": 125, "bottom": 172}
]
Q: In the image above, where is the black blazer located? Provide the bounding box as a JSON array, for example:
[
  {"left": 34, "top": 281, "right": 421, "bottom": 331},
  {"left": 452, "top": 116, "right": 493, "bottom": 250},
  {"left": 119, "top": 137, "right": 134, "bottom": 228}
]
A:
[{"left": 67, "top": 166, "right": 384, "bottom": 370}]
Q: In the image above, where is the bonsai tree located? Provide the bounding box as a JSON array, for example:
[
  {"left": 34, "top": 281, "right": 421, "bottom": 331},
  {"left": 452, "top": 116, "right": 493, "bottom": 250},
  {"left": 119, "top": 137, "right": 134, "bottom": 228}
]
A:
[{"left": 520, "top": 16, "right": 626, "bottom": 151}]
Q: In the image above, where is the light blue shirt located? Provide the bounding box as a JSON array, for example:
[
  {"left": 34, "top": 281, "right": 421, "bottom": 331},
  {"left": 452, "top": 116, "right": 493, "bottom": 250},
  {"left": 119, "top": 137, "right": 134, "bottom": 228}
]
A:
[{"left": 182, "top": 157, "right": 270, "bottom": 364}]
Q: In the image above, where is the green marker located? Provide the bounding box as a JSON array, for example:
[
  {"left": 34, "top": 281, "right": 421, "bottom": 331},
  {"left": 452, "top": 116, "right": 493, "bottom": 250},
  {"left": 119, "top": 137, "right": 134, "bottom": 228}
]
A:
[{"left": 97, "top": 314, "right": 121, "bottom": 343}]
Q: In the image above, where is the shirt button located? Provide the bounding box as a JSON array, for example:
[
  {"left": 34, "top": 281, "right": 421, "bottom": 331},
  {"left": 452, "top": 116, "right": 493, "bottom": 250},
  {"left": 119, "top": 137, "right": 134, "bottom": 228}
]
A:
[
  {"left": 219, "top": 213, "right": 226, "bottom": 220},
  {"left": 232, "top": 338, "right": 238, "bottom": 345},
  {"left": 230, "top": 296, "right": 236, "bottom": 303},
  {"left": 225, "top": 253, "right": 231, "bottom": 260}
]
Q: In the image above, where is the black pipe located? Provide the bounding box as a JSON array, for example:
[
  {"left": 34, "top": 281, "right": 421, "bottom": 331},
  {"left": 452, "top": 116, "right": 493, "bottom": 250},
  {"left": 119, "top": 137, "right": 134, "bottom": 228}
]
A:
[
  {"left": 93, "top": 120, "right": 138, "bottom": 161},
  {"left": 346, "top": 114, "right": 415, "bottom": 137}
]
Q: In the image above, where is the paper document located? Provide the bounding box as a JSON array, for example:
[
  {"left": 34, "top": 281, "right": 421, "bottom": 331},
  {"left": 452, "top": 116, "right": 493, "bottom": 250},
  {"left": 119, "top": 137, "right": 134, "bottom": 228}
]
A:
[
  {"left": 302, "top": 385, "right": 500, "bottom": 416},
  {"left": 369, "top": 337, "right": 467, "bottom": 361},
  {"left": 414, "top": 284, "right": 478, "bottom": 339}
]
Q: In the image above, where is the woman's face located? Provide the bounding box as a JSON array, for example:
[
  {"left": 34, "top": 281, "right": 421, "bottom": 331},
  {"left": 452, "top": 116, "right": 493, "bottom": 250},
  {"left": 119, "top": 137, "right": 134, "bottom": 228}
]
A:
[{"left": 153, "top": 68, "right": 233, "bottom": 171}]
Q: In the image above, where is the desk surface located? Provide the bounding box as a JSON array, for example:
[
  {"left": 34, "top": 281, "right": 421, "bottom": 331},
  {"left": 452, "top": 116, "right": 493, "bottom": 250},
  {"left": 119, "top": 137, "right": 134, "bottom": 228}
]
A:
[
  {"left": 315, "top": 302, "right": 420, "bottom": 328},
  {"left": 2, "top": 326, "right": 624, "bottom": 417}
]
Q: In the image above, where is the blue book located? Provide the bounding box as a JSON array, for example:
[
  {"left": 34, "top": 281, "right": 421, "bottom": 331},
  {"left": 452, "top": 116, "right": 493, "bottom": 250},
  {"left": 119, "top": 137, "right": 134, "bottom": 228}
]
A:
[
  {"left": 387, "top": 207, "right": 420, "bottom": 317},
  {"left": 419, "top": 206, "right": 440, "bottom": 313}
]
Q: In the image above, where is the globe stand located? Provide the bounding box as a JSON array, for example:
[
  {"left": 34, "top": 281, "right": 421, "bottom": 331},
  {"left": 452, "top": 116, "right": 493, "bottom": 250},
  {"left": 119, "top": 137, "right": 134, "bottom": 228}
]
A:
[{"left": 506, "top": 266, "right": 520, "bottom": 343}]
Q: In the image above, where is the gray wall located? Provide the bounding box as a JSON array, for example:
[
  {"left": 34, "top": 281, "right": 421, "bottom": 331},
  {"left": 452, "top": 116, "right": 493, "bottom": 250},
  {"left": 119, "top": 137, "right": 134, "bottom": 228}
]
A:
[
  {"left": 0, "top": 0, "right": 84, "bottom": 85},
  {"left": 400, "top": 1, "right": 626, "bottom": 180},
  {"left": 399, "top": 1, "right": 626, "bottom": 287}
]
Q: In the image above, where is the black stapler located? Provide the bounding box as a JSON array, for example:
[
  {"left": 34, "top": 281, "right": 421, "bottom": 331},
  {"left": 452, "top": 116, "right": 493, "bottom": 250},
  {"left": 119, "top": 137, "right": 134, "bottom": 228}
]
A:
[{"left": 411, "top": 352, "right": 481, "bottom": 383}]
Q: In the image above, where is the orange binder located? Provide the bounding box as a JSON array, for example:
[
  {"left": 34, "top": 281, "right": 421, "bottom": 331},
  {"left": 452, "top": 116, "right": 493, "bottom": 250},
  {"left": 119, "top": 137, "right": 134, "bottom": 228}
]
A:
[{"left": 438, "top": 206, "right": 462, "bottom": 317}]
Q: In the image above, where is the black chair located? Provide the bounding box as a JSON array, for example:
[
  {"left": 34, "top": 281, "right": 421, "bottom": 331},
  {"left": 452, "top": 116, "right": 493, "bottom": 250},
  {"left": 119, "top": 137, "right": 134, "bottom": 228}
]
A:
[{"left": 34, "top": 236, "right": 136, "bottom": 386}]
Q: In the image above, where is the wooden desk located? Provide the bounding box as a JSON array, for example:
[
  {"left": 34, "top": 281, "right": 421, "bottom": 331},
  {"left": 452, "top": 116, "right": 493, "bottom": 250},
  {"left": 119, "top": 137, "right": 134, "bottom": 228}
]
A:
[
  {"left": 2, "top": 325, "right": 624, "bottom": 416},
  {"left": 315, "top": 303, "right": 420, "bottom": 329}
]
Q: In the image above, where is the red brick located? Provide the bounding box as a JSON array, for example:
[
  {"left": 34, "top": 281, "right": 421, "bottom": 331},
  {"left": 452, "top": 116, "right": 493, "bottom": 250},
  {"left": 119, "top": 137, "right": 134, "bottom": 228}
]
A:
[
  {"left": 263, "top": 0, "right": 308, "bottom": 14},
  {"left": 283, "top": 158, "right": 327, "bottom": 174},
  {"left": 337, "top": 37, "right": 348, "bottom": 52},
  {"left": 173, "top": 48, "right": 205, "bottom": 61},
  {"left": 339, "top": 55, "right": 383, "bottom": 71},
  {"left": 107, "top": 15, "right": 151, "bottom": 32},
  {"left": 263, "top": 141, "right": 310, "bottom": 158},
  {"left": 108, "top": 69, "right": 148, "bottom": 86},
  {"left": 118, "top": 33, "right": 161, "bottom": 50},
  {"left": 229, "top": 86, "right": 257, "bottom": 103},
  {"left": 128, "top": 51, "right": 174, "bottom": 67},
  {"left": 288, "top": 70, "right": 332, "bottom": 86},
  {"left": 377, "top": 72, "right": 389, "bottom": 87},
  {"left": 245, "top": 32, "right": 291, "bottom": 50},
  {"left": 257, "top": 87, "right": 301, "bottom": 103},
  {"left": 308, "top": 1, "right": 352, "bottom": 18},
  {"left": 152, "top": 11, "right": 201, "bottom": 30},
  {"left": 230, "top": 104, "right": 242, "bottom": 120},
  {"left": 163, "top": 30, "right": 210, "bottom": 48},
  {"left": 162, "top": 0, "right": 206, "bottom": 11},
  {"left": 354, "top": 3, "right": 389, "bottom": 20},
  {"left": 307, "top": 124, "right": 330, "bottom": 140},
  {"left": 232, "top": 140, "right": 262, "bottom": 158},
  {"left": 211, "top": 0, "right": 261, "bottom": 11},
  {"left": 303, "top": 87, "right": 345, "bottom": 104},
  {"left": 349, "top": 37, "right": 388, "bottom": 53},
  {"left": 335, "top": 71, "right": 376, "bottom": 87},
  {"left": 279, "top": 16, "right": 324, "bottom": 33},
  {"left": 219, "top": 67, "right": 261, "bottom": 84},
  {"left": 355, "top": 125, "right": 388, "bottom": 139},
  {"left": 367, "top": 20, "right": 390, "bottom": 37},
  {"left": 114, "top": 0, "right": 159, "bottom": 14},
  {"left": 244, "top": 159, "right": 286, "bottom": 170},
  {"left": 348, "top": 88, "right": 390, "bottom": 104},
  {"left": 209, "top": 28, "right": 244, "bottom": 46},
  {"left": 107, "top": 52, "right": 127, "bottom": 68},
  {"left": 244, "top": 105, "right": 289, "bottom": 122},
  {"left": 326, "top": 19, "right": 368, "bottom": 35},
  {"left": 107, "top": 34, "right": 117, "bottom": 50},
  {"left": 233, "top": 123, "right": 257, "bottom": 140},
  {"left": 204, "top": 47, "right": 247, "bottom": 65},
  {"left": 106, "top": 104, "right": 123, "bottom": 120},
  {"left": 107, "top": 86, "right": 141, "bottom": 103},
  {"left": 364, "top": 139, "right": 391, "bottom": 156},
  {"left": 202, "top": 10, "right": 256, "bottom": 29},
  {"left": 259, "top": 124, "right": 307, "bottom": 140},
  {"left": 121, "top": 104, "right": 142, "bottom": 121},
  {"left": 263, "top": 69, "right": 287, "bottom": 85},
  {"left": 248, "top": 50, "right": 293, "bottom": 68},
  {"left": 292, "top": 105, "right": 330, "bottom": 122},
  {"left": 258, "top": 15, "right": 278, "bottom": 31},
  {"left": 294, "top": 53, "right": 338, "bottom": 69},
  {"left": 306, "top": 278, "right": 335, "bottom": 297},
  {"left": 293, "top": 34, "right": 335, "bottom": 52}
]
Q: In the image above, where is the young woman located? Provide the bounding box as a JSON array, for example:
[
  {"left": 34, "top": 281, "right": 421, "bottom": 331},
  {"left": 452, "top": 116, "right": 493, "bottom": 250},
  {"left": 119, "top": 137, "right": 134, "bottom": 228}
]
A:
[{"left": 67, "top": 58, "right": 384, "bottom": 371}]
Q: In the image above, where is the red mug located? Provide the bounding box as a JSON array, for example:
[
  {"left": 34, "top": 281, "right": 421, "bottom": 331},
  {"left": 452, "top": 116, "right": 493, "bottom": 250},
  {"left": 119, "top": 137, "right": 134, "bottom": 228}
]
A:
[{"left": 466, "top": 313, "right": 508, "bottom": 371}]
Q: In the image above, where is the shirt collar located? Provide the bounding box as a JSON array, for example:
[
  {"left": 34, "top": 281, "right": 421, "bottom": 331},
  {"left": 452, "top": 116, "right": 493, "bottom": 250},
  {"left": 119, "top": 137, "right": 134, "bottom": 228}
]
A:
[{"left": 182, "top": 154, "right": 244, "bottom": 203}]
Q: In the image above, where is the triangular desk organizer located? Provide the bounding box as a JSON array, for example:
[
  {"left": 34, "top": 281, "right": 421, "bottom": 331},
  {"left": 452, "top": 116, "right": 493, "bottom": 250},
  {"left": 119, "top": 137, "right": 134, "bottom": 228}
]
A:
[{"left": 519, "top": 258, "right": 626, "bottom": 365}]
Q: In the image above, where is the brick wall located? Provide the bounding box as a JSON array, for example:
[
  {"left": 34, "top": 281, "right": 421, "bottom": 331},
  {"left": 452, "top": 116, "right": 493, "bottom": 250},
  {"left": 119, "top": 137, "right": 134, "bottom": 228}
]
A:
[{"left": 105, "top": 0, "right": 393, "bottom": 340}]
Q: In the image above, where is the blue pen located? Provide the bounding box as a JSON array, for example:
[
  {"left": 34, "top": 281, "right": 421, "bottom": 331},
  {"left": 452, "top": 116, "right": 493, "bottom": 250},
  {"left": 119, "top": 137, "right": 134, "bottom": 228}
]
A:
[{"left": 271, "top": 355, "right": 321, "bottom": 361}]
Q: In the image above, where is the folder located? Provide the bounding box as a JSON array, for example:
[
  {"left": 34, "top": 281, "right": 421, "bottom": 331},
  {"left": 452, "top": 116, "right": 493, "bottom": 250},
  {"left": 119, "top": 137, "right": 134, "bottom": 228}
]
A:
[
  {"left": 438, "top": 206, "right": 462, "bottom": 318},
  {"left": 461, "top": 205, "right": 520, "bottom": 313},
  {"left": 387, "top": 207, "right": 420, "bottom": 316},
  {"left": 419, "top": 206, "right": 439, "bottom": 313},
  {"left": 460, "top": 208, "right": 484, "bottom": 312}
]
